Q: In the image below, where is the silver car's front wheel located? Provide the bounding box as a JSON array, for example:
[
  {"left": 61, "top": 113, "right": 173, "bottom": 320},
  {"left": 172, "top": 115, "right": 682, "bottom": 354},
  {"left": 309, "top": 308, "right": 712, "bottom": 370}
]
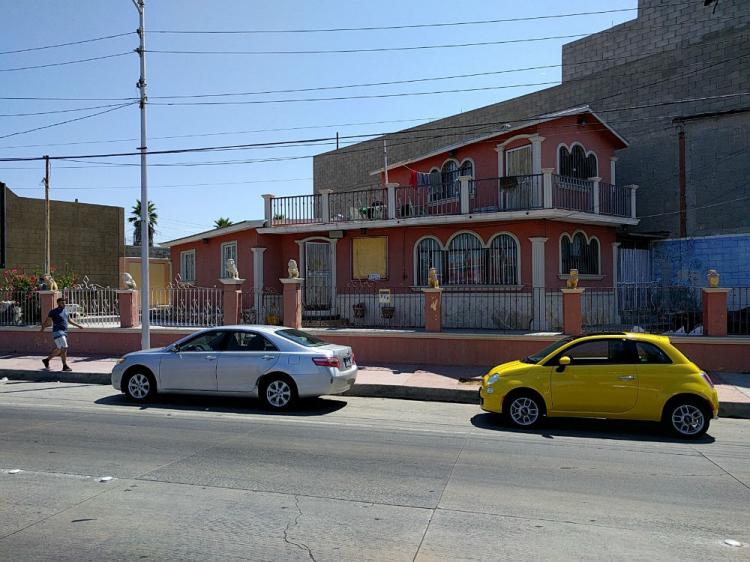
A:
[
  {"left": 261, "top": 377, "right": 296, "bottom": 410},
  {"left": 124, "top": 372, "right": 154, "bottom": 402}
]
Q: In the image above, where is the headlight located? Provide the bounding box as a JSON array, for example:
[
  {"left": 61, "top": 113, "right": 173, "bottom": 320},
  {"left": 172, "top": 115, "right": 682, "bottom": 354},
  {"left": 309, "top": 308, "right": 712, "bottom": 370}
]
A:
[
  {"left": 487, "top": 373, "right": 500, "bottom": 385},
  {"left": 116, "top": 358, "right": 126, "bottom": 365}
]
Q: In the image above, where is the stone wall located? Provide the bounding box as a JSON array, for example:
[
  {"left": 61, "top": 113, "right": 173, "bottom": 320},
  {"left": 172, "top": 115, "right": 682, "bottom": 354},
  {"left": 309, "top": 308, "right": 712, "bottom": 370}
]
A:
[
  {"left": 3, "top": 185, "right": 125, "bottom": 287},
  {"left": 312, "top": 0, "right": 750, "bottom": 238}
]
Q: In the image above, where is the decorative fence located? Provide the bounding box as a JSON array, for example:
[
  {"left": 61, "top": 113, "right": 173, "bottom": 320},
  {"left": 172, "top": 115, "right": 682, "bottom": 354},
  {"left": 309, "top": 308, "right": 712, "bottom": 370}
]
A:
[
  {"left": 0, "top": 289, "right": 40, "bottom": 326},
  {"left": 63, "top": 286, "right": 120, "bottom": 327},
  {"left": 270, "top": 194, "right": 321, "bottom": 226},
  {"left": 470, "top": 175, "right": 544, "bottom": 213},
  {"left": 240, "top": 288, "right": 283, "bottom": 326},
  {"left": 728, "top": 287, "right": 750, "bottom": 335},
  {"left": 328, "top": 188, "right": 387, "bottom": 222},
  {"left": 442, "top": 288, "right": 562, "bottom": 332},
  {"left": 582, "top": 285, "right": 703, "bottom": 334},
  {"left": 394, "top": 185, "right": 461, "bottom": 219},
  {"left": 146, "top": 287, "right": 223, "bottom": 328},
  {"left": 598, "top": 181, "right": 631, "bottom": 217},
  {"left": 552, "top": 175, "right": 594, "bottom": 212}
]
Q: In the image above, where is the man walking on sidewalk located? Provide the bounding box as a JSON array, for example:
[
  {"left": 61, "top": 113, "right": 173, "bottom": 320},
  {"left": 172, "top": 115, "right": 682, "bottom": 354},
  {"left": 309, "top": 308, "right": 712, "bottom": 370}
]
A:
[{"left": 40, "top": 297, "right": 83, "bottom": 371}]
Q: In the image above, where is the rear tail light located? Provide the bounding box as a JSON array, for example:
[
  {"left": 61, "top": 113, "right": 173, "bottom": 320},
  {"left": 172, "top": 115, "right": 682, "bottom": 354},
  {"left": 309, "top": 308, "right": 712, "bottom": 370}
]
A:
[
  {"left": 350, "top": 351, "right": 356, "bottom": 365},
  {"left": 700, "top": 371, "right": 714, "bottom": 388},
  {"left": 312, "top": 356, "right": 340, "bottom": 368}
]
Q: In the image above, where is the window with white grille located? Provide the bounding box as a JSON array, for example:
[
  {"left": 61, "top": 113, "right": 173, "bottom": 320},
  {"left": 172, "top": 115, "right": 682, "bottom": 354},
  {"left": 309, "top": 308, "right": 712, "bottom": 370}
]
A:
[
  {"left": 221, "top": 241, "right": 238, "bottom": 277},
  {"left": 180, "top": 250, "right": 196, "bottom": 282}
]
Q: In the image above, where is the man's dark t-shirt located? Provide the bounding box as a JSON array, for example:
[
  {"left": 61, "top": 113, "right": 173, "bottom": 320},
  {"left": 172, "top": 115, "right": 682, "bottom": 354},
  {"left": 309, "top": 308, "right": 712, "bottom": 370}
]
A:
[{"left": 48, "top": 307, "right": 69, "bottom": 333}]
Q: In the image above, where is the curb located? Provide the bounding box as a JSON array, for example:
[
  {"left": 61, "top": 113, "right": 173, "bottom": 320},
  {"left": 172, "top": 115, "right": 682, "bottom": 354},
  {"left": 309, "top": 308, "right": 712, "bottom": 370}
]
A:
[{"left": 1, "top": 369, "right": 749, "bottom": 418}]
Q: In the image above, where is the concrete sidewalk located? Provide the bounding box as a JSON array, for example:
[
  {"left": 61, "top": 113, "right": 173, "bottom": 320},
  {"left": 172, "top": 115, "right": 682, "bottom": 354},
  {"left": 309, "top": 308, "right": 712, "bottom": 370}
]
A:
[{"left": 1, "top": 353, "right": 748, "bottom": 418}]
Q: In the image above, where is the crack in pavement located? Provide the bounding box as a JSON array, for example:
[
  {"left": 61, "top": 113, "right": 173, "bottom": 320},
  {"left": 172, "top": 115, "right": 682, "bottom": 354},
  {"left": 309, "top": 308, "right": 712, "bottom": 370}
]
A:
[{"left": 283, "top": 495, "right": 316, "bottom": 562}]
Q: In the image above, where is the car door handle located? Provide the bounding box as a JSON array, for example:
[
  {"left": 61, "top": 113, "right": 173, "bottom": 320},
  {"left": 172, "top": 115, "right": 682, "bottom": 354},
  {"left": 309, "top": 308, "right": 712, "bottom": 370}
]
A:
[
  {"left": 617, "top": 375, "right": 636, "bottom": 381},
  {"left": 205, "top": 355, "right": 217, "bottom": 361},
  {"left": 262, "top": 355, "right": 276, "bottom": 360}
]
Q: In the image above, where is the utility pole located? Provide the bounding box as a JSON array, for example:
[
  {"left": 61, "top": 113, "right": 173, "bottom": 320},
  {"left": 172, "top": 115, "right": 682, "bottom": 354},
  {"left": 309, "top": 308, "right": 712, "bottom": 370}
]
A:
[
  {"left": 43, "top": 155, "right": 50, "bottom": 275},
  {"left": 133, "top": 0, "right": 150, "bottom": 349},
  {"left": 383, "top": 138, "right": 389, "bottom": 186}
]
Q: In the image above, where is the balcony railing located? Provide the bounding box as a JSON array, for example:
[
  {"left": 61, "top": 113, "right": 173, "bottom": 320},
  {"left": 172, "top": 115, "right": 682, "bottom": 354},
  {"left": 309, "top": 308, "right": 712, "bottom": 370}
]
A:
[{"left": 264, "top": 173, "right": 637, "bottom": 227}]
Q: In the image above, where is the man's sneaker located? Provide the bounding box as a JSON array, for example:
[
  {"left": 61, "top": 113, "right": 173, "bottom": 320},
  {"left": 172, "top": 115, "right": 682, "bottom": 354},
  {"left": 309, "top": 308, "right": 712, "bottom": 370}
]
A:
[
  {"left": 62, "top": 366, "right": 72, "bottom": 372},
  {"left": 42, "top": 358, "right": 50, "bottom": 369}
]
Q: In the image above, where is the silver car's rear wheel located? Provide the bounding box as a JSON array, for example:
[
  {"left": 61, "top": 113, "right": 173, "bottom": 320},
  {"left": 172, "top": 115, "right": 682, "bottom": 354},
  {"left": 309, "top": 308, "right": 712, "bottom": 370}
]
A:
[
  {"left": 260, "top": 376, "right": 297, "bottom": 410},
  {"left": 124, "top": 371, "right": 155, "bottom": 402}
]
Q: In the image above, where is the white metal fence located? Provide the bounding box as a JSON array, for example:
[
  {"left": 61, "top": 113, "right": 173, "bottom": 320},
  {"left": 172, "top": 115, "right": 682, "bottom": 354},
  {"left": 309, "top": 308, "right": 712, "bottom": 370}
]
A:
[
  {"left": 146, "top": 287, "right": 223, "bottom": 327},
  {"left": 63, "top": 287, "right": 120, "bottom": 327}
]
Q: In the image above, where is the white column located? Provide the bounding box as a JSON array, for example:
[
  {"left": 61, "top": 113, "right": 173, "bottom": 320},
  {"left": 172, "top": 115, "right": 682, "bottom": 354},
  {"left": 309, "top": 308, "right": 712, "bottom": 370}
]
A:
[
  {"left": 329, "top": 239, "right": 338, "bottom": 314},
  {"left": 611, "top": 242, "right": 621, "bottom": 323},
  {"left": 458, "top": 175, "right": 472, "bottom": 215},
  {"left": 590, "top": 176, "right": 601, "bottom": 214},
  {"left": 261, "top": 193, "right": 274, "bottom": 225},
  {"left": 320, "top": 189, "right": 332, "bottom": 223},
  {"left": 542, "top": 168, "right": 554, "bottom": 209},
  {"left": 495, "top": 145, "right": 505, "bottom": 177},
  {"left": 627, "top": 184, "right": 639, "bottom": 218},
  {"left": 610, "top": 157, "right": 617, "bottom": 185},
  {"left": 530, "top": 135, "right": 545, "bottom": 175},
  {"left": 529, "top": 236, "right": 548, "bottom": 331},
  {"left": 251, "top": 247, "right": 266, "bottom": 317},
  {"left": 386, "top": 182, "right": 398, "bottom": 220}
]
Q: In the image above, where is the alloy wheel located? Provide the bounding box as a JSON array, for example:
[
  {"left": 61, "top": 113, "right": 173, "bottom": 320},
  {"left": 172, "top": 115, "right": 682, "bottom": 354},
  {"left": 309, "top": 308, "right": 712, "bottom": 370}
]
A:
[
  {"left": 509, "top": 397, "right": 540, "bottom": 426},
  {"left": 671, "top": 404, "right": 705, "bottom": 436},
  {"left": 266, "top": 379, "right": 292, "bottom": 408},
  {"left": 128, "top": 373, "right": 151, "bottom": 400}
]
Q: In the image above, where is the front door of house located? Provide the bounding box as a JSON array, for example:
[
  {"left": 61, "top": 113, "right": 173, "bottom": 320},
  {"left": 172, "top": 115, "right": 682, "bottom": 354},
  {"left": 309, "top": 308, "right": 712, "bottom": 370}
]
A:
[
  {"left": 304, "top": 241, "right": 332, "bottom": 311},
  {"left": 503, "top": 145, "right": 536, "bottom": 209}
]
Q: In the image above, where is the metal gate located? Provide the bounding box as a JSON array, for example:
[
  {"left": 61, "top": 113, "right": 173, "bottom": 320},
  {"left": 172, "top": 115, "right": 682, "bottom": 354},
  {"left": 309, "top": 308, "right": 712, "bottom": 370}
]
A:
[{"left": 304, "top": 241, "right": 332, "bottom": 311}]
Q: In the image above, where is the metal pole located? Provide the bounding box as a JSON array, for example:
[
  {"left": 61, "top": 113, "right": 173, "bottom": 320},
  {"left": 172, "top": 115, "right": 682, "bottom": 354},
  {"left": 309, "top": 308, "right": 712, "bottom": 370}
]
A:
[
  {"left": 43, "top": 155, "right": 50, "bottom": 275},
  {"left": 133, "top": 0, "right": 150, "bottom": 349},
  {"left": 383, "top": 138, "right": 389, "bottom": 185}
]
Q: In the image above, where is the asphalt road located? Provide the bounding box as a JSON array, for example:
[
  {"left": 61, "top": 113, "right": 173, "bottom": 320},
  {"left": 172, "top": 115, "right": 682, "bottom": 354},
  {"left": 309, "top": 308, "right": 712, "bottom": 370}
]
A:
[{"left": 1, "top": 382, "right": 749, "bottom": 562}]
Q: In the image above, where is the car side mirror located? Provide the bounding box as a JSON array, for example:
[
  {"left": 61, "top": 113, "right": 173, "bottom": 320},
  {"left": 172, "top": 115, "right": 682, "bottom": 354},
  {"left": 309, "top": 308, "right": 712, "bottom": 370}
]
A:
[
  {"left": 556, "top": 356, "right": 571, "bottom": 372},
  {"left": 168, "top": 344, "right": 179, "bottom": 352}
]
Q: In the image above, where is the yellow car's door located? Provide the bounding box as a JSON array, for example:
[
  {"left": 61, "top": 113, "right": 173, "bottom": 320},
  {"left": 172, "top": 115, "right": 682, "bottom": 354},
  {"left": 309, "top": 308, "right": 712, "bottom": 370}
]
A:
[{"left": 548, "top": 338, "right": 639, "bottom": 415}]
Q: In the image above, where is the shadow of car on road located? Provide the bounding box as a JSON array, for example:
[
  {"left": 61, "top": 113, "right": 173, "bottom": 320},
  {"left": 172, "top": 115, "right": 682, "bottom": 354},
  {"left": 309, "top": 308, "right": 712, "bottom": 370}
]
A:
[
  {"left": 470, "top": 412, "right": 716, "bottom": 444},
  {"left": 95, "top": 392, "right": 348, "bottom": 417}
]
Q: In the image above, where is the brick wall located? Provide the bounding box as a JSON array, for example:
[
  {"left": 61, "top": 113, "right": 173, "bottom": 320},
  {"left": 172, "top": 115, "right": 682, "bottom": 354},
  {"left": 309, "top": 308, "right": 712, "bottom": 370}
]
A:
[
  {"left": 313, "top": 0, "right": 750, "bottom": 238},
  {"left": 3, "top": 186, "right": 125, "bottom": 287}
]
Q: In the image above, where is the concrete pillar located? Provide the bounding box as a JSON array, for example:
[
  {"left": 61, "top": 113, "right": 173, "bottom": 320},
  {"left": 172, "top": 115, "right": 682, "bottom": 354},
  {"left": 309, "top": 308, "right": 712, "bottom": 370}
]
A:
[
  {"left": 386, "top": 183, "right": 398, "bottom": 220},
  {"left": 530, "top": 135, "right": 545, "bottom": 175},
  {"left": 610, "top": 157, "right": 617, "bottom": 185},
  {"left": 542, "top": 168, "right": 554, "bottom": 209},
  {"left": 116, "top": 289, "right": 140, "bottom": 328},
  {"left": 562, "top": 288, "right": 584, "bottom": 336},
  {"left": 422, "top": 288, "right": 443, "bottom": 332},
  {"left": 529, "top": 237, "right": 548, "bottom": 331},
  {"left": 219, "top": 278, "right": 244, "bottom": 325},
  {"left": 320, "top": 189, "right": 332, "bottom": 223},
  {"left": 251, "top": 247, "right": 266, "bottom": 316},
  {"left": 261, "top": 193, "right": 274, "bottom": 225},
  {"left": 495, "top": 145, "right": 505, "bottom": 177},
  {"left": 612, "top": 242, "right": 621, "bottom": 324},
  {"left": 590, "top": 176, "right": 601, "bottom": 214},
  {"left": 281, "top": 278, "right": 304, "bottom": 329},
  {"left": 458, "top": 175, "right": 472, "bottom": 215},
  {"left": 38, "top": 290, "right": 61, "bottom": 320},
  {"left": 702, "top": 288, "right": 729, "bottom": 337},
  {"left": 626, "top": 184, "right": 639, "bottom": 218}
]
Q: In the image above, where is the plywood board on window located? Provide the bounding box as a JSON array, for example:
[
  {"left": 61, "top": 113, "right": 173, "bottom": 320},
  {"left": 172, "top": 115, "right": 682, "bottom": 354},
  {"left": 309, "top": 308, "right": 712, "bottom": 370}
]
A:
[{"left": 352, "top": 237, "right": 388, "bottom": 279}]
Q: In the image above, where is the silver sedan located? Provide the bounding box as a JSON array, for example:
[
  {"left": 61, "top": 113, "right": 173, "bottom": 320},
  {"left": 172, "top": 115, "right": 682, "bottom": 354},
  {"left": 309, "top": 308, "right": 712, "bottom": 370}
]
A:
[{"left": 111, "top": 326, "right": 357, "bottom": 409}]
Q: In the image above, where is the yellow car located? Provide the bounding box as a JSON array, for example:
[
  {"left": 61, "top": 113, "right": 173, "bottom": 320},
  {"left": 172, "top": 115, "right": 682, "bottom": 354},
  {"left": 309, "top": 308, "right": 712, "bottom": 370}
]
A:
[{"left": 480, "top": 332, "right": 719, "bottom": 438}]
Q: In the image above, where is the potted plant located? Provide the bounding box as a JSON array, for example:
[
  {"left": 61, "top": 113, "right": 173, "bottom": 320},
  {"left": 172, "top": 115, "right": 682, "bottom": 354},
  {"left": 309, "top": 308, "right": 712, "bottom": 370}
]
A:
[
  {"left": 381, "top": 305, "right": 395, "bottom": 319},
  {"left": 352, "top": 302, "right": 366, "bottom": 318}
]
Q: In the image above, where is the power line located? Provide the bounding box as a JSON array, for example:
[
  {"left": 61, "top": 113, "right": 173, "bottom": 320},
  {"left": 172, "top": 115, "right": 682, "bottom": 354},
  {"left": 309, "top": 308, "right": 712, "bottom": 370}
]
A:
[
  {"left": 0, "top": 103, "right": 139, "bottom": 118},
  {"left": 0, "top": 102, "right": 136, "bottom": 140},
  {"left": 10, "top": 177, "right": 313, "bottom": 191},
  {"left": 0, "top": 52, "right": 131, "bottom": 73},
  {"left": 0, "top": 32, "right": 134, "bottom": 55}
]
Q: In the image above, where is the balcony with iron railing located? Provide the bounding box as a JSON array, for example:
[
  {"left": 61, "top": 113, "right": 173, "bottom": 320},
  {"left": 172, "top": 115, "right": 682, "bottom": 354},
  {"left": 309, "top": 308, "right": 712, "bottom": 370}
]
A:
[{"left": 262, "top": 170, "right": 638, "bottom": 229}]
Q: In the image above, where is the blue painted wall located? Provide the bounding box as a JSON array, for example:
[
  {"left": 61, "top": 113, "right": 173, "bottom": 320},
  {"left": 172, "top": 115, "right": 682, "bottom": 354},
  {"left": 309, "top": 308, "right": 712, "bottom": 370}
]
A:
[{"left": 650, "top": 235, "right": 750, "bottom": 287}]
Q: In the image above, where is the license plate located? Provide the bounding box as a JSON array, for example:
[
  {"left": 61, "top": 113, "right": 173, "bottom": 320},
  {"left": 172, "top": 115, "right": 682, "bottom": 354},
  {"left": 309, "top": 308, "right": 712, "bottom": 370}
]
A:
[{"left": 343, "top": 356, "right": 352, "bottom": 368}]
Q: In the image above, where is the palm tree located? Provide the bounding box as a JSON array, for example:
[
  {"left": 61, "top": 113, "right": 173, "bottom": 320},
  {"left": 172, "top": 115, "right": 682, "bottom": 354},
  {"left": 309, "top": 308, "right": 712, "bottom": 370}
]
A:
[
  {"left": 214, "top": 217, "right": 233, "bottom": 229},
  {"left": 129, "top": 199, "right": 158, "bottom": 247}
]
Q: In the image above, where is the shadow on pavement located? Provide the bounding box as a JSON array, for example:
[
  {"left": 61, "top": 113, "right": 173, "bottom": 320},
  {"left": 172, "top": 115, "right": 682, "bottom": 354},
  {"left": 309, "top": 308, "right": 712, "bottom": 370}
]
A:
[
  {"left": 95, "top": 393, "right": 348, "bottom": 416},
  {"left": 470, "top": 412, "right": 716, "bottom": 444}
]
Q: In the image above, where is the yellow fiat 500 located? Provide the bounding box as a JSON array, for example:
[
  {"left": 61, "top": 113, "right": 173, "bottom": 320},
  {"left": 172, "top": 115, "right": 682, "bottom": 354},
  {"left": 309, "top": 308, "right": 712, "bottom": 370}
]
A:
[{"left": 480, "top": 333, "right": 719, "bottom": 438}]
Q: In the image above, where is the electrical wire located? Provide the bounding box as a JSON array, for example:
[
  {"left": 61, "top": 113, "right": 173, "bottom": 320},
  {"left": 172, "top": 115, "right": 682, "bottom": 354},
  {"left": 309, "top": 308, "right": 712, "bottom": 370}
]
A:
[
  {"left": 0, "top": 103, "right": 139, "bottom": 118},
  {"left": 0, "top": 32, "right": 134, "bottom": 55},
  {"left": 0, "top": 52, "right": 132, "bottom": 73}
]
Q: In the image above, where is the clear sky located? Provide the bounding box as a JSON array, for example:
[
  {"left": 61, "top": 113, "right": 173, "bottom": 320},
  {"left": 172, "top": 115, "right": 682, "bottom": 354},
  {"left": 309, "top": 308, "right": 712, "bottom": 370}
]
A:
[{"left": 1, "top": 0, "right": 637, "bottom": 244}]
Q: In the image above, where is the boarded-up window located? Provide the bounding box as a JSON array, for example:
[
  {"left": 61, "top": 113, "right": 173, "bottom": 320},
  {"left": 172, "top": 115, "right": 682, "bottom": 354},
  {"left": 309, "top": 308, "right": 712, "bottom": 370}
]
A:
[{"left": 352, "top": 237, "right": 388, "bottom": 279}]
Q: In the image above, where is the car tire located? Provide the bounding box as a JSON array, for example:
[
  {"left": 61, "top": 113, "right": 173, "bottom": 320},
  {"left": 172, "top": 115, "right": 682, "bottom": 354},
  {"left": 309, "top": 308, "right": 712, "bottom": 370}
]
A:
[
  {"left": 123, "top": 371, "right": 156, "bottom": 402},
  {"left": 664, "top": 398, "right": 710, "bottom": 439},
  {"left": 260, "top": 375, "right": 297, "bottom": 410},
  {"left": 504, "top": 392, "right": 545, "bottom": 429}
]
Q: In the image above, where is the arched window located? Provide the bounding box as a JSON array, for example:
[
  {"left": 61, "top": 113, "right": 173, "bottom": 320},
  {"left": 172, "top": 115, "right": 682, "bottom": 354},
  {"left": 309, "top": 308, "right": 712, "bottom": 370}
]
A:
[
  {"left": 488, "top": 234, "right": 518, "bottom": 285},
  {"left": 559, "top": 144, "right": 597, "bottom": 179},
  {"left": 447, "top": 232, "right": 483, "bottom": 285},
  {"left": 441, "top": 160, "right": 460, "bottom": 199},
  {"left": 459, "top": 159, "right": 473, "bottom": 178},
  {"left": 415, "top": 237, "right": 443, "bottom": 286},
  {"left": 561, "top": 232, "right": 599, "bottom": 275}
]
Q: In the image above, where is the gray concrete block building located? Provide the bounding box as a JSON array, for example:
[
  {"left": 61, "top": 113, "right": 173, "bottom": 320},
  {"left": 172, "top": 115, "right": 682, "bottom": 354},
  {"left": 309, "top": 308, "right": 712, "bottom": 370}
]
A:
[{"left": 313, "top": 0, "right": 750, "bottom": 242}]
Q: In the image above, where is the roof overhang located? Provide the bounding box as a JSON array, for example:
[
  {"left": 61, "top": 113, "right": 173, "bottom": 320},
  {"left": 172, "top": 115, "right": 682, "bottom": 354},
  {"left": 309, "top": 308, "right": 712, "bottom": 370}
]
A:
[
  {"left": 161, "top": 220, "right": 265, "bottom": 248},
  {"left": 369, "top": 105, "right": 629, "bottom": 175}
]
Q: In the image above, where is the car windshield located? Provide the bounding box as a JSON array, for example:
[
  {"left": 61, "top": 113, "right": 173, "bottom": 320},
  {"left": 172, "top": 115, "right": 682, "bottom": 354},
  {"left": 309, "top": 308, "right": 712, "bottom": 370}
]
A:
[
  {"left": 522, "top": 337, "right": 575, "bottom": 364},
  {"left": 276, "top": 328, "right": 328, "bottom": 347}
]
